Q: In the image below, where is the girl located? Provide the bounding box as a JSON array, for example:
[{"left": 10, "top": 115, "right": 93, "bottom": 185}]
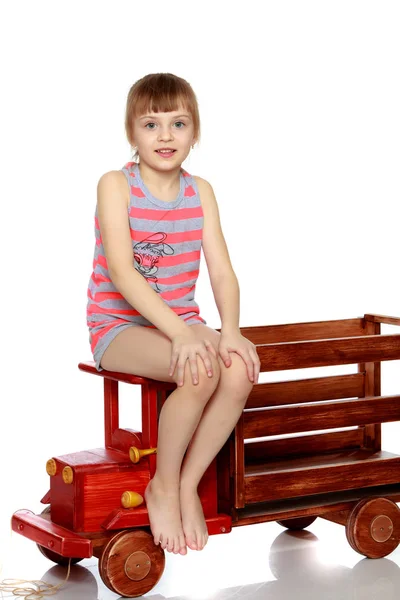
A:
[{"left": 86, "top": 73, "right": 260, "bottom": 557}]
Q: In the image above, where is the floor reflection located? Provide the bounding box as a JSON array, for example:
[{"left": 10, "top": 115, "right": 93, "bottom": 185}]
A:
[{"left": 34, "top": 528, "right": 400, "bottom": 599}]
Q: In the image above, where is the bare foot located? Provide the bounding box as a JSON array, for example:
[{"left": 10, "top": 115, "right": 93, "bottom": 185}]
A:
[
  {"left": 144, "top": 477, "right": 187, "bottom": 555},
  {"left": 180, "top": 486, "right": 209, "bottom": 550}
]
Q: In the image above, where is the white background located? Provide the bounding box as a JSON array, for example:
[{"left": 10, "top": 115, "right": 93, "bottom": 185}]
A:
[{"left": 1, "top": 0, "right": 399, "bottom": 595}]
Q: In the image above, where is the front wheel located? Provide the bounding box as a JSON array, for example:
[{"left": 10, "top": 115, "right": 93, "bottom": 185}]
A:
[
  {"left": 36, "top": 506, "right": 83, "bottom": 566},
  {"left": 99, "top": 529, "right": 165, "bottom": 597}
]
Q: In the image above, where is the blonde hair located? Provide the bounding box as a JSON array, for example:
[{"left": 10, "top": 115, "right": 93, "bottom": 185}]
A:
[{"left": 124, "top": 73, "right": 201, "bottom": 162}]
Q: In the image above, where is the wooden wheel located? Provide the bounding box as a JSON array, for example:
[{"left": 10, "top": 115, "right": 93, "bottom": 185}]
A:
[
  {"left": 345, "top": 498, "right": 400, "bottom": 558},
  {"left": 37, "top": 542, "right": 83, "bottom": 566},
  {"left": 277, "top": 516, "right": 317, "bottom": 530},
  {"left": 36, "top": 507, "right": 83, "bottom": 566},
  {"left": 99, "top": 529, "right": 165, "bottom": 597}
]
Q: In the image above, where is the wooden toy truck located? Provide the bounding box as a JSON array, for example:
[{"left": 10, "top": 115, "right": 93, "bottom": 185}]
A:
[{"left": 12, "top": 313, "right": 400, "bottom": 597}]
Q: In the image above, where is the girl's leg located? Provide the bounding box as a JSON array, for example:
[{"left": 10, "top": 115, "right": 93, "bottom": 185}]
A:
[
  {"left": 144, "top": 369, "right": 218, "bottom": 553},
  {"left": 100, "top": 325, "right": 221, "bottom": 555},
  {"left": 177, "top": 325, "right": 254, "bottom": 551}
]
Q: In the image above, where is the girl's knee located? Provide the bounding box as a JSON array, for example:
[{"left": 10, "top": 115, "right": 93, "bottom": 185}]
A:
[{"left": 218, "top": 354, "right": 254, "bottom": 397}]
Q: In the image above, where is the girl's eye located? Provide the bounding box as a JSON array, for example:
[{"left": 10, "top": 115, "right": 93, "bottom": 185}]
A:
[{"left": 145, "top": 121, "right": 185, "bottom": 129}]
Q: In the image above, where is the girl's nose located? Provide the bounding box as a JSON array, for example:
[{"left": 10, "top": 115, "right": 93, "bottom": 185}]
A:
[{"left": 159, "top": 128, "right": 174, "bottom": 139}]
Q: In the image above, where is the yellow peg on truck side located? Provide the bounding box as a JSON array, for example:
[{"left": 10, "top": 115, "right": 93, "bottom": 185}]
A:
[{"left": 129, "top": 446, "right": 157, "bottom": 464}]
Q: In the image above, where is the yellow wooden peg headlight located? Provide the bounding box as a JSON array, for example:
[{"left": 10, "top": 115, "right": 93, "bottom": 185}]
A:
[
  {"left": 121, "top": 491, "right": 144, "bottom": 508},
  {"left": 62, "top": 466, "right": 74, "bottom": 484},
  {"left": 46, "top": 459, "right": 57, "bottom": 476}
]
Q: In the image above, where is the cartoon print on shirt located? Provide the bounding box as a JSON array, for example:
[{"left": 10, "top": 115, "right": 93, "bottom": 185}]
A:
[{"left": 133, "top": 232, "right": 174, "bottom": 292}]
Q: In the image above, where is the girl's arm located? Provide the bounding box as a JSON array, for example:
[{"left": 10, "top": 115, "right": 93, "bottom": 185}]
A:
[
  {"left": 97, "top": 171, "right": 191, "bottom": 341},
  {"left": 195, "top": 176, "right": 240, "bottom": 332}
]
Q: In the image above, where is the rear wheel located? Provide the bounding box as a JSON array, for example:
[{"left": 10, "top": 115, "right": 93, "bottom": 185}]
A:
[
  {"left": 277, "top": 516, "right": 317, "bottom": 530},
  {"left": 345, "top": 498, "right": 400, "bottom": 558}
]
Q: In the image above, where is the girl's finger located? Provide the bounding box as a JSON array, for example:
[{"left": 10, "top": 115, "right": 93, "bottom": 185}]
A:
[
  {"left": 237, "top": 349, "right": 254, "bottom": 382},
  {"left": 204, "top": 340, "right": 217, "bottom": 358},
  {"left": 177, "top": 358, "right": 186, "bottom": 386},
  {"left": 169, "top": 354, "right": 178, "bottom": 376},
  {"left": 199, "top": 350, "right": 214, "bottom": 377},
  {"left": 188, "top": 353, "right": 200, "bottom": 385},
  {"left": 249, "top": 348, "right": 260, "bottom": 383}
]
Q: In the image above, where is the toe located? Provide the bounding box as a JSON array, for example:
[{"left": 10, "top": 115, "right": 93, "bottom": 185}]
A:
[
  {"left": 160, "top": 535, "right": 167, "bottom": 550},
  {"left": 197, "top": 535, "right": 203, "bottom": 550},
  {"left": 178, "top": 534, "right": 187, "bottom": 555},
  {"left": 201, "top": 531, "right": 208, "bottom": 549},
  {"left": 186, "top": 534, "right": 197, "bottom": 550},
  {"left": 174, "top": 535, "right": 182, "bottom": 554},
  {"left": 172, "top": 536, "right": 180, "bottom": 554},
  {"left": 172, "top": 538, "right": 179, "bottom": 554},
  {"left": 203, "top": 530, "right": 209, "bottom": 548}
]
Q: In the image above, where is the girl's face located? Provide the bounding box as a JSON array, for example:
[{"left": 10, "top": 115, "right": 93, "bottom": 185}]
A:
[{"left": 132, "top": 106, "right": 196, "bottom": 167}]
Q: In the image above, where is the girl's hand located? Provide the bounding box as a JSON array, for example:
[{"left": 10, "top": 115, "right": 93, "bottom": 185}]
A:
[
  {"left": 218, "top": 330, "right": 261, "bottom": 383},
  {"left": 170, "top": 331, "right": 218, "bottom": 387}
]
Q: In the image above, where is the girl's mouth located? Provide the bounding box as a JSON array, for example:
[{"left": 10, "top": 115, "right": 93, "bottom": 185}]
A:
[{"left": 155, "top": 150, "right": 176, "bottom": 158}]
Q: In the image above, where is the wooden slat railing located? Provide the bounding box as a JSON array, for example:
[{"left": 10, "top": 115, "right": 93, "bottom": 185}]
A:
[
  {"left": 244, "top": 450, "right": 400, "bottom": 503},
  {"left": 245, "top": 429, "right": 365, "bottom": 462},
  {"left": 218, "top": 317, "right": 366, "bottom": 344},
  {"left": 245, "top": 373, "right": 365, "bottom": 409},
  {"left": 243, "top": 395, "right": 400, "bottom": 438},
  {"left": 364, "top": 313, "right": 400, "bottom": 327},
  {"left": 255, "top": 334, "right": 400, "bottom": 372}
]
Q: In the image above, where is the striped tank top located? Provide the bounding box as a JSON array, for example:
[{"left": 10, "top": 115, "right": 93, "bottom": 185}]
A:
[{"left": 86, "top": 161, "right": 207, "bottom": 371}]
